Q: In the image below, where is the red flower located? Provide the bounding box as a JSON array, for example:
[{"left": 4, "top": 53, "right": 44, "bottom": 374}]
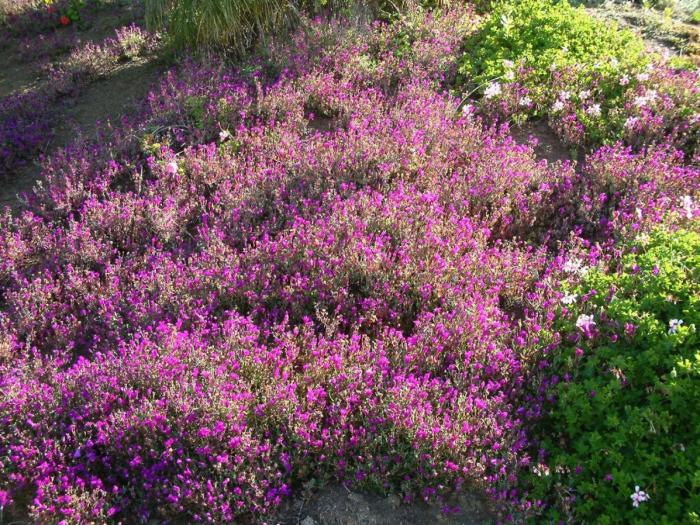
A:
[{"left": 59, "top": 14, "right": 70, "bottom": 25}]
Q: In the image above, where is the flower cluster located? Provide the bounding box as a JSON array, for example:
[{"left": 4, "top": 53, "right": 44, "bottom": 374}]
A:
[{"left": 0, "top": 6, "right": 698, "bottom": 524}]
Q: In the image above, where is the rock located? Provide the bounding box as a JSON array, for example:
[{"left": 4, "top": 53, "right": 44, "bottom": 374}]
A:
[{"left": 301, "top": 517, "right": 318, "bottom": 525}]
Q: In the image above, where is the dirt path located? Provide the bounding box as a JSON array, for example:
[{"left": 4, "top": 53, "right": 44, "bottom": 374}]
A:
[
  {"left": 510, "top": 119, "right": 577, "bottom": 166},
  {"left": 275, "top": 484, "right": 497, "bottom": 525},
  {"left": 0, "top": 57, "right": 162, "bottom": 212},
  {"left": 0, "top": 2, "right": 164, "bottom": 212}
]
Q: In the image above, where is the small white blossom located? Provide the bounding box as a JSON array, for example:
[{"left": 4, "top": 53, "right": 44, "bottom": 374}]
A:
[
  {"left": 635, "top": 207, "right": 643, "bottom": 220},
  {"left": 519, "top": 96, "right": 532, "bottom": 107},
  {"left": 576, "top": 314, "right": 596, "bottom": 332},
  {"left": 219, "top": 129, "right": 231, "bottom": 142},
  {"left": 579, "top": 90, "right": 591, "bottom": 100},
  {"left": 552, "top": 100, "right": 565, "bottom": 113},
  {"left": 503, "top": 59, "right": 515, "bottom": 69},
  {"left": 165, "top": 161, "right": 178, "bottom": 175},
  {"left": 559, "top": 90, "right": 571, "bottom": 101},
  {"left": 550, "top": 63, "right": 558, "bottom": 72},
  {"left": 668, "top": 319, "right": 684, "bottom": 335},
  {"left": 484, "top": 82, "right": 502, "bottom": 99},
  {"left": 625, "top": 117, "right": 639, "bottom": 129},
  {"left": 504, "top": 69, "right": 515, "bottom": 81},
  {"left": 631, "top": 486, "right": 650, "bottom": 508},
  {"left": 681, "top": 195, "right": 695, "bottom": 219},
  {"left": 461, "top": 103, "right": 475, "bottom": 116},
  {"left": 636, "top": 72, "right": 650, "bottom": 82},
  {"left": 561, "top": 293, "right": 578, "bottom": 305},
  {"left": 533, "top": 464, "right": 550, "bottom": 477},
  {"left": 610, "top": 57, "right": 619, "bottom": 68},
  {"left": 620, "top": 74, "right": 630, "bottom": 86},
  {"left": 586, "top": 104, "right": 602, "bottom": 117},
  {"left": 563, "top": 257, "right": 588, "bottom": 275},
  {"left": 561, "top": 45, "right": 569, "bottom": 53},
  {"left": 634, "top": 96, "right": 648, "bottom": 108}
]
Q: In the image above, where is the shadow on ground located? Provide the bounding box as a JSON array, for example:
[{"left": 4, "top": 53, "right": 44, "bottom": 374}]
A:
[{"left": 275, "top": 484, "right": 497, "bottom": 525}]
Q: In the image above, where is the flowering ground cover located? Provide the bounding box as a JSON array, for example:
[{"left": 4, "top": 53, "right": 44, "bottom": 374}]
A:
[{"left": 0, "top": 1, "right": 699, "bottom": 524}]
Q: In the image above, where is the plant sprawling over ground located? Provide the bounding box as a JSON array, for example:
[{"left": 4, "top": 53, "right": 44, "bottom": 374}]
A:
[
  {"left": 0, "top": 1, "right": 699, "bottom": 524},
  {"left": 524, "top": 228, "right": 700, "bottom": 524}
]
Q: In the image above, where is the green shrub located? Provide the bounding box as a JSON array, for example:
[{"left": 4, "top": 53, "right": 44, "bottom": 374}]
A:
[
  {"left": 691, "top": 8, "right": 700, "bottom": 24},
  {"left": 527, "top": 228, "right": 700, "bottom": 523},
  {"left": 458, "top": 0, "right": 647, "bottom": 98}
]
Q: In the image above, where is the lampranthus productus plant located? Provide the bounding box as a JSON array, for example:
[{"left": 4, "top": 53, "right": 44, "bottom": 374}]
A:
[{"left": 0, "top": 3, "right": 699, "bottom": 525}]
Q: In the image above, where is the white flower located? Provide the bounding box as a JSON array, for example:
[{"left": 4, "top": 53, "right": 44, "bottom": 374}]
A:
[
  {"left": 504, "top": 69, "right": 515, "bottom": 81},
  {"left": 635, "top": 207, "right": 643, "bottom": 220},
  {"left": 579, "top": 90, "right": 591, "bottom": 100},
  {"left": 561, "top": 45, "right": 569, "bottom": 53},
  {"left": 634, "top": 96, "right": 648, "bottom": 108},
  {"left": 646, "top": 89, "right": 658, "bottom": 100},
  {"left": 610, "top": 57, "right": 619, "bottom": 68},
  {"left": 503, "top": 59, "right": 515, "bottom": 69},
  {"left": 561, "top": 293, "right": 578, "bottom": 305},
  {"left": 631, "top": 486, "right": 650, "bottom": 508},
  {"left": 681, "top": 195, "right": 695, "bottom": 219},
  {"left": 165, "top": 161, "right": 178, "bottom": 175},
  {"left": 552, "top": 100, "right": 565, "bottom": 113},
  {"left": 484, "top": 82, "right": 502, "bottom": 99},
  {"left": 620, "top": 74, "right": 630, "bottom": 86},
  {"left": 461, "top": 103, "right": 475, "bottom": 116},
  {"left": 559, "top": 90, "right": 571, "bottom": 101},
  {"left": 219, "top": 129, "right": 231, "bottom": 142},
  {"left": 576, "top": 314, "right": 596, "bottom": 332},
  {"left": 625, "top": 117, "right": 639, "bottom": 129},
  {"left": 563, "top": 257, "right": 588, "bottom": 275},
  {"left": 533, "top": 464, "right": 550, "bottom": 477},
  {"left": 586, "top": 104, "right": 602, "bottom": 117},
  {"left": 669, "top": 319, "right": 684, "bottom": 335},
  {"left": 519, "top": 96, "right": 532, "bottom": 107},
  {"left": 550, "top": 63, "right": 558, "bottom": 72},
  {"left": 636, "top": 72, "right": 650, "bottom": 82}
]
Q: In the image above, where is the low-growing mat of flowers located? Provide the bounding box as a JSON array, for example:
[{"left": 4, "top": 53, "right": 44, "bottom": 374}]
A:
[{"left": 0, "top": 1, "right": 698, "bottom": 524}]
